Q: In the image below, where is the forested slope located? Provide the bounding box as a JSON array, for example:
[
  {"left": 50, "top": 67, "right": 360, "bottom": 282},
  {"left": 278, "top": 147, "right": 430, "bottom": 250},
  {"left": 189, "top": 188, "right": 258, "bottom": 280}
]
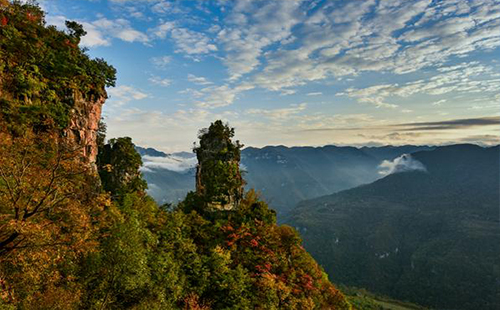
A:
[
  {"left": 0, "top": 2, "right": 351, "bottom": 309},
  {"left": 287, "top": 145, "right": 500, "bottom": 310}
]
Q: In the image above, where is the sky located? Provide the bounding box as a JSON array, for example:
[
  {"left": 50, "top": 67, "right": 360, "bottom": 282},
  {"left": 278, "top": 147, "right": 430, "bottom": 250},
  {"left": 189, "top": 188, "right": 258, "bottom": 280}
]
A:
[{"left": 39, "top": 0, "right": 500, "bottom": 152}]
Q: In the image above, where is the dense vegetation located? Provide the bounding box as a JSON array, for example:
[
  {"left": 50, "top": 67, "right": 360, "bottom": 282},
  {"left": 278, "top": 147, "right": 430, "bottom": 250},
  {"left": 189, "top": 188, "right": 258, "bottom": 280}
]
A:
[
  {"left": 0, "top": 2, "right": 351, "bottom": 308},
  {"left": 0, "top": 0, "right": 115, "bottom": 134},
  {"left": 0, "top": 129, "right": 353, "bottom": 308},
  {"left": 287, "top": 145, "right": 500, "bottom": 310},
  {"left": 194, "top": 120, "right": 244, "bottom": 210}
]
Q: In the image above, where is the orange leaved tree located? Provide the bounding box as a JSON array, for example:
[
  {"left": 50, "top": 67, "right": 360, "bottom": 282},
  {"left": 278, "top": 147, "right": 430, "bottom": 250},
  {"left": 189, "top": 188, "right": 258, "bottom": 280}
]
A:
[{"left": 0, "top": 131, "right": 107, "bottom": 307}]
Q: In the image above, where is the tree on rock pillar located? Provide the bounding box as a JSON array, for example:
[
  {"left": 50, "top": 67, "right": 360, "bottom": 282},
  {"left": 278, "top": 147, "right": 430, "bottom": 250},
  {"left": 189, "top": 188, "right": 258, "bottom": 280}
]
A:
[{"left": 194, "top": 120, "right": 244, "bottom": 211}]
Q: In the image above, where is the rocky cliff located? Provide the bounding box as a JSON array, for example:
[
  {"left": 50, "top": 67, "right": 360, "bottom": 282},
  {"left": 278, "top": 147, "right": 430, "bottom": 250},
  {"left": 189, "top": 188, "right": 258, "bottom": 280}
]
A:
[
  {"left": 0, "top": 2, "right": 115, "bottom": 167},
  {"left": 65, "top": 93, "right": 106, "bottom": 165}
]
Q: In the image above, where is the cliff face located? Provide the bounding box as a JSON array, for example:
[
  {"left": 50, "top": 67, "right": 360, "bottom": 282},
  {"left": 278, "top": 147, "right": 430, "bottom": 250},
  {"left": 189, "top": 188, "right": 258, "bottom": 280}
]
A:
[
  {"left": 65, "top": 93, "right": 106, "bottom": 165},
  {"left": 0, "top": 1, "right": 115, "bottom": 168}
]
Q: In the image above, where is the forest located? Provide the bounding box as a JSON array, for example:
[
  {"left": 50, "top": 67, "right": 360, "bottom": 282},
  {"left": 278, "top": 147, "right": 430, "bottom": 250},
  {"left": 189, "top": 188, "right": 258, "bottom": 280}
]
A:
[{"left": 0, "top": 2, "right": 351, "bottom": 309}]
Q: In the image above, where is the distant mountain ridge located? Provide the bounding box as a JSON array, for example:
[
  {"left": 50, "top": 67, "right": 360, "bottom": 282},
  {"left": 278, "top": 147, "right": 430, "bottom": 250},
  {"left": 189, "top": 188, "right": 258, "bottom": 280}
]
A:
[
  {"left": 136, "top": 146, "right": 168, "bottom": 157},
  {"left": 286, "top": 144, "right": 500, "bottom": 310},
  {"left": 136, "top": 144, "right": 433, "bottom": 214}
]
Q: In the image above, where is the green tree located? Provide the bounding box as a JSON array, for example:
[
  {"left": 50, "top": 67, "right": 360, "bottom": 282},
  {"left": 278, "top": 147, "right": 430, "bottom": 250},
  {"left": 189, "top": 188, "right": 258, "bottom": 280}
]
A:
[
  {"left": 97, "top": 137, "right": 147, "bottom": 198},
  {"left": 0, "top": 1, "right": 116, "bottom": 133},
  {"left": 193, "top": 120, "right": 244, "bottom": 210}
]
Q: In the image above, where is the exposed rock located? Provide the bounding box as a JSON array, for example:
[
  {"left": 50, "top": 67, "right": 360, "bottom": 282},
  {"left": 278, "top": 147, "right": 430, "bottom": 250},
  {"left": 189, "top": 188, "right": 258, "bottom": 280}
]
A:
[{"left": 64, "top": 92, "right": 106, "bottom": 167}]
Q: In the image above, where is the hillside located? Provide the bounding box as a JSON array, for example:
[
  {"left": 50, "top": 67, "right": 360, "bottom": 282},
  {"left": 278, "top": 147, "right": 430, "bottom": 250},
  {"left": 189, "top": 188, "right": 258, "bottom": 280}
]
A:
[
  {"left": 287, "top": 144, "right": 500, "bottom": 310},
  {"left": 138, "top": 145, "right": 433, "bottom": 215},
  {"left": 0, "top": 3, "right": 351, "bottom": 308}
]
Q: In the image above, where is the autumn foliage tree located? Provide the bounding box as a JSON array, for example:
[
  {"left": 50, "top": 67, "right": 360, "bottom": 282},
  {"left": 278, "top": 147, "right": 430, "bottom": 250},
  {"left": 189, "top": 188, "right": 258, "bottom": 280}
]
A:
[
  {"left": 97, "top": 137, "right": 147, "bottom": 198},
  {"left": 0, "top": 130, "right": 107, "bottom": 308},
  {"left": 0, "top": 2, "right": 114, "bottom": 307}
]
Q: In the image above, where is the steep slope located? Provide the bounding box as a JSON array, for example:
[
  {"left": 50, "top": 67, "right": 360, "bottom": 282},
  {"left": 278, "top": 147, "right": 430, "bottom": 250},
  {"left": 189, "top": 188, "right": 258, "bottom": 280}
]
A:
[
  {"left": 139, "top": 145, "right": 433, "bottom": 215},
  {"left": 287, "top": 144, "right": 500, "bottom": 310},
  {"left": 0, "top": 2, "right": 115, "bottom": 307},
  {"left": 0, "top": 2, "right": 114, "bottom": 165},
  {"left": 242, "top": 146, "right": 381, "bottom": 214}
]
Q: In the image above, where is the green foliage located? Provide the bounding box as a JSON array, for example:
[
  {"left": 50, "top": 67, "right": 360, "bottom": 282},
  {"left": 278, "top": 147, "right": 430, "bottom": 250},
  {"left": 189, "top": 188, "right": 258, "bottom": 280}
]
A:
[
  {"left": 80, "top": 126, "right": 351, "bottom": 309},
  {"left": 0, "top": 3, "right": 352, "bottom": 308},
  {"left": 287, "top": 145, "right": 500, "bottom": 310},
  {"left": 79, "top": 193, "right": 168, "bottom": 309},
  {"left": 1, "top": 129, "right": 352, "bottom": 308},
  {"left": 194, "top": 120, "right": 244, "bottom": 208},
  {"left": 97, "top": 137, "right": 148, "bottom": 197},
  {"left": 65, "top": 20, "right": 86, "bottom": 41},
  {"left": 0, "top": 1, "right": 116, "bottom": 133}
]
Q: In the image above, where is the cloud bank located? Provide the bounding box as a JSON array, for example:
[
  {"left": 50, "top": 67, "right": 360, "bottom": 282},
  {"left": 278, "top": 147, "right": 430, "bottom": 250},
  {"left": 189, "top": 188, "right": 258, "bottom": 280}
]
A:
[{"left": 141, "top": 154, "right": 197, "bottom": 173}]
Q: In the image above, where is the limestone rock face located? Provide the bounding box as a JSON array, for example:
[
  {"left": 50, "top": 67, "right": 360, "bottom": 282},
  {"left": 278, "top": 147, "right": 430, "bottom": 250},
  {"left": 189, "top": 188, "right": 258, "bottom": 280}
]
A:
[
  {"left": 64, "top": 93, "right": 106, "bottom": 166},
  {"left": 195, "top": 159, "right": 244, "bottom": 211}
]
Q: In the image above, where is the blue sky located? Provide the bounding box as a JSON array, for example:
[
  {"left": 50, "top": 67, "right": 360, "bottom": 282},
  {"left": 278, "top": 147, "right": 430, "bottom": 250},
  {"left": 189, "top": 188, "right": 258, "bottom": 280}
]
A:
[{"left": 40, "top": 0, "right": 500, "bottom": 152}]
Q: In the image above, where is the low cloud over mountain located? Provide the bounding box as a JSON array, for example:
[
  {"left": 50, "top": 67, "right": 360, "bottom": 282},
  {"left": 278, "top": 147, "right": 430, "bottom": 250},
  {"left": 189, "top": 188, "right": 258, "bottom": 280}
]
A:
[
  {"left": 141, "top": 153, "right": 196, "bottom": 173},
  {"left": 378, "top": 154, "right": 427, "bottom": 175}
]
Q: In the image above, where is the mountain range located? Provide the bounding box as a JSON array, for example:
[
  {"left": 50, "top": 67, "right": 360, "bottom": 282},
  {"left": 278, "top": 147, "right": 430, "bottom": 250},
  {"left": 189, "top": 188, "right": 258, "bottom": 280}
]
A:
[
  {"left": 136, "top": 145, "right": 433, "bottom": 215},
  {"left": 286, "top": 144, "right": 500, "bottom": 310},
  {"left": 137, "top": 143, "right": 500, "bottom": 309}
]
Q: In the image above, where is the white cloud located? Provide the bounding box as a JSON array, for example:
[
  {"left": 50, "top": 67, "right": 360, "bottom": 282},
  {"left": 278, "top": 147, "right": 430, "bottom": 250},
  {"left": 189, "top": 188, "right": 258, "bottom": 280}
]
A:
[
  {"left": 195, "top": 83, "right": 255, "bottom": 108},
  {"left": 279, "top": 89, "right": 297, "bottom": 96},
  {"left": 246, "top": 103, "right": 307, "bottom": 121},
  {"left": 141, "top": 154, "right": 197, "bottom": 172},
  {"left": 432, "top": 99, "right": 447, "bottom": 106},
  {"left": 150, "top": 21, "right": 175, "bottom": 39},
  {"left": 227, "top": 0, "right": 500, "bottom": 92},
  {"left": 80, "top": 22, "right": 111, "bottom": 47},
  {"left": 92, "top": 18, "right": 149, "bottom": 43},
  {"left": 338, "top": 62, "right": 500, "bottom": 108},
  {"left": 45, "top": 15, "right": 111, "bottom": 47},
  {"left": 149, "top": 76, "right": 172, "bottom": 87},
  {"left": 306, "top": 92, "right": 323, "bottom": 96},
  {"left": 107, "top": 85, "right": 148, "bottom": 107},
  {"left": 187, "top": 74, "right": 212, "bottom": 85},
  {"left": 339, "top": 84, "right": 400, "bottom": 109},
  {"left": 47, "top": 14, "right": 150, "bottom": 47},
  {"left": 171, "top": 28, "right": 217, "bottom": 54},
  {"left": 378, "top": 154, "right": 427, "bottom": 175},
  {"left": 152, "top": 22, "right": 217, "bottom": 55},
  {"left": 150, "top": 55, "right": 172, "bottom": 68},
  {"left": 218, "top": 0, "right": 304, "bottom": 80},
  {"left": 151, "top": 1, "right": 173, "bottom": 15}
]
